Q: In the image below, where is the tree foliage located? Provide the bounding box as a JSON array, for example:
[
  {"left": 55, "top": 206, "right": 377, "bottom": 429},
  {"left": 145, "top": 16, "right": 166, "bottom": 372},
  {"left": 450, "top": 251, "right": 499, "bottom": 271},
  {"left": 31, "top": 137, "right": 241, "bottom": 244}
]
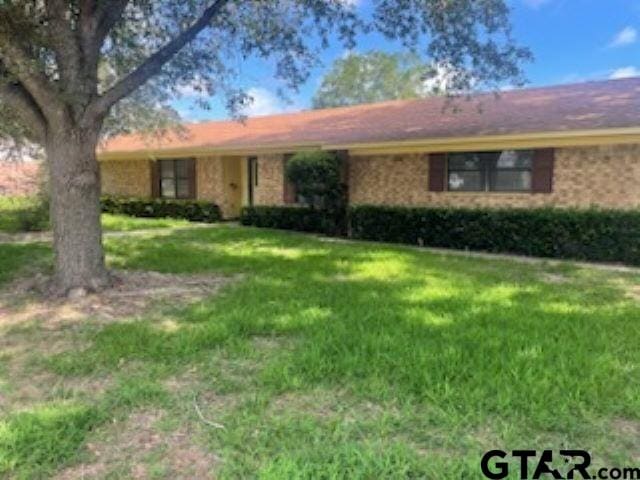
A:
[
  {"left": 0, "top": 0, "right": 531, "bottom": 145},
  {"left": 313, "top": 51, "right": 433, "bottom": 109},
  {"left": 0, "top": 0, "right": 531, "bottom": 292}
]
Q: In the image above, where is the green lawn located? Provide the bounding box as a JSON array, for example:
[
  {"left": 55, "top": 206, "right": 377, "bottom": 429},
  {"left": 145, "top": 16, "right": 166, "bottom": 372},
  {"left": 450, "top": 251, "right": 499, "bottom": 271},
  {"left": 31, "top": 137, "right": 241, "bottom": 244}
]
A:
[
  {"left": 101, "top": 213, "right": 190, "bottom": 231},
  {"left": 0, "top": 196, "right": 45, "bottom": 233},
  {"left": 0, "top": 196, "right": 191, "bottom": 233},
  {"left": 1, "top": 224, "right": 639, "bottom": 478}
]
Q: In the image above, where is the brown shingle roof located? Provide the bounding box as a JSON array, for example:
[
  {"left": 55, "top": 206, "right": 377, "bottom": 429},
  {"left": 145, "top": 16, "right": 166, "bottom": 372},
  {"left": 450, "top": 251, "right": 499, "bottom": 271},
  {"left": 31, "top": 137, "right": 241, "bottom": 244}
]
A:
[{"left": 101, "top": 77, "right": 640, "bottom": 155}]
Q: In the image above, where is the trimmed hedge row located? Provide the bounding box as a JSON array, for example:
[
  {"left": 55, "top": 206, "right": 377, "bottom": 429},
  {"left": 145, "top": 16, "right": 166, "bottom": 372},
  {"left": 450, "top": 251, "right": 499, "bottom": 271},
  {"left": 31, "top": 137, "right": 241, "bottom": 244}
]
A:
[
  {"left": 350, "top": 205, "right": 640, "bottom": 265},
  {"left": 101, "top": 196, "right": 222, "bottom": 223},
  {"left": 241, "top": 206, "right": 340, "bottom": 235}
]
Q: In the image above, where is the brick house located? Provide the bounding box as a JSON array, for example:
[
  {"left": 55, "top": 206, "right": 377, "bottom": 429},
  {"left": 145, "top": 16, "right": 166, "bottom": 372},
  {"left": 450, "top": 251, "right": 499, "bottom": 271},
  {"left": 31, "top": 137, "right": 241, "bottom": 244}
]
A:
[
  {"left": 98, "top": 77, "right": 640, "bottom": 218},
  {"left": 0, "top": 161, "right": 41, "bottom": 197}
]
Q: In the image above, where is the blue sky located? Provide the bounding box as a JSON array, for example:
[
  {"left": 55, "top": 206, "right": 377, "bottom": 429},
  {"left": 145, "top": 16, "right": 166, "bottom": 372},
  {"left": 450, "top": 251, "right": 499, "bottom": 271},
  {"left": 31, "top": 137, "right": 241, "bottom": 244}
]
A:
[{"left": 173, "top": 0, "right": 640, "bottom": 121}]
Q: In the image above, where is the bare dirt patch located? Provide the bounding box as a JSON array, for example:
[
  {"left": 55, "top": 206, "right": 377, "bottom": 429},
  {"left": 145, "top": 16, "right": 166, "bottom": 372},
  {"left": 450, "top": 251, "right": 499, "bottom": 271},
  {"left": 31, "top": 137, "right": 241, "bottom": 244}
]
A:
[
  {"left": 541, "top": 273, "right": 570, "bottom": 284},
  {"left": 54, "top": 409, "right": 219, "bottom": 480},
  {"left": 0, "top": 270, "right": 236, "bottom": 412},
  {"left": 267, "top": 388, "right": 402, "bottom": 423},
  {"left": 0, "top": 270, "right": 236, "bottom": 331},
  {"left": 612, "top": 417, "right": 640, "bottom": 436},
  {"left": 626, "top": 284, "right": 640, "bottom": 302},
  {"left": 610, "top": 418, "right": 640, "bottom": 462}
]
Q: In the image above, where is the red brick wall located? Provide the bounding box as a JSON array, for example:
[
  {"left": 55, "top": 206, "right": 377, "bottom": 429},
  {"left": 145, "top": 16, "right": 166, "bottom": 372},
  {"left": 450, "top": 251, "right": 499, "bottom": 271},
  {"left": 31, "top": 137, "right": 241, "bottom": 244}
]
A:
[{"left": 0, "top": 162, "right": 41, "bottom": 197}]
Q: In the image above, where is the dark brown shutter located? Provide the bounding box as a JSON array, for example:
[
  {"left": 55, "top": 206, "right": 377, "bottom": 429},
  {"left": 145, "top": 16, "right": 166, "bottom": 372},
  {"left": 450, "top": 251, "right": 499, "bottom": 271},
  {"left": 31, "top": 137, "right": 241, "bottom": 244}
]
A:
[
  {"left": 186, "top": 158, "right": 197, "bottom": 199},
  {"left": 532, "top": 148, "right": 555, "bottom": 193},
  {"left": 428, "top": 153, "right": 446, "bottom": 192},
  {"left": 283, "top": 154, "right": 296, "bottom": 204},
  {"left": 150, "top": 160, "right": 160, "bottom": 198}
]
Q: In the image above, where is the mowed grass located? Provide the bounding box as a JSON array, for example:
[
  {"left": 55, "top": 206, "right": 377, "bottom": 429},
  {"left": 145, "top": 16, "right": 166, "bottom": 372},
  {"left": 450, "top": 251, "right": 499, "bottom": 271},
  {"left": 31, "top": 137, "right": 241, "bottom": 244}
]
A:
[
  {"left": 100, "top": 213, "right": 190, "bottom": 231},
  {"left": 1, "top": 224, "right": 639, "bottom": 478},
  {"left": 0, "top": 197, "right": 44, "bottom": 232},
  {"left": 0, "top": 196, "right": 191, "bottom": 233}
]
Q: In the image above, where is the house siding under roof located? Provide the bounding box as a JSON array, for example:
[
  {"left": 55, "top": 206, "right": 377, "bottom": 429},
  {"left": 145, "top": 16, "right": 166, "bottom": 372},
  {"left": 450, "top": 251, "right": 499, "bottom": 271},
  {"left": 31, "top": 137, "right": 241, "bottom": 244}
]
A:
[{"left": 98, "top": 78, "right": 640, "bottom": 217}]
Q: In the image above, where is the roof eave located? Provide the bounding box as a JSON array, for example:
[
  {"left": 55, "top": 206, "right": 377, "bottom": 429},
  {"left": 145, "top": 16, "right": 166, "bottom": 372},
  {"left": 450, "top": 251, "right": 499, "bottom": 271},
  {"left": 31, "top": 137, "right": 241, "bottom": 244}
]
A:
[
  {"left": 97, "top": 142, "right": 324, "bottom": 161},
  {"left": 97, "top": 127, "right": 640, "bottom": 161},
  {"left": 327, "top": 127, "right": 640, "bottom": 155}
]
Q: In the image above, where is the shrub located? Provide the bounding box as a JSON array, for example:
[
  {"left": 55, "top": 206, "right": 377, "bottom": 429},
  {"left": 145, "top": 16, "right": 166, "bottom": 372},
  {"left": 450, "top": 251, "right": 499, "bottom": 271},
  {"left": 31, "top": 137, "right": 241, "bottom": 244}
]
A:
[
  {"left": 284, "top": 151, "right": 348, "bottom": 235},
  {"left": 285, "top": 151, "right": 343, "bottom": 208},
  {"left": 241, "top": 206, "right": 338, "bottom": 234},
  {"left": 349, "top": 205, "right": 640, "bottom": 265},
  {"left": 13, "top": 196, "right": 50, "bottom": 232},
  {"left": 101, "top": 196, "right": 221, "bottom": 223}
]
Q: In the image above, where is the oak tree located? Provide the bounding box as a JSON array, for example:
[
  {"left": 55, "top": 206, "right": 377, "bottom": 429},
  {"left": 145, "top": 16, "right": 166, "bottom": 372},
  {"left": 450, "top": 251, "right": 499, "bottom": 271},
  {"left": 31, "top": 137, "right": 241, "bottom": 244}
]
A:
[{"left": 0, "top": 0, "right": 530, "bottom": 294}]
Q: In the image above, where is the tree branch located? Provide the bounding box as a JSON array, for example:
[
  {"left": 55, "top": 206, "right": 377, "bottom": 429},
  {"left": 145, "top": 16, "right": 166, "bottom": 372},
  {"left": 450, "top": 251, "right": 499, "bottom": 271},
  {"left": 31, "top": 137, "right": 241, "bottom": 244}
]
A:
[
  {"left": 80, "top": 0, "right": 129, "bottom": 67},
  {"left": 0, "top": 7, "right": 65, "bottom": 119},
  {"left": 45, "top": 0, "right": 83, "bottom": 91},
  {"left": 0, "top": 40, "right": 63, "bottom": 118},
  {"left": 0, "top": 81, "right": 47, "bottom": 143},
  {"left": 94, "top": 0, "right": 130, "bottom": 48},
  {"left": 91, "top": 0, "right": 228, "bottom": 116}
]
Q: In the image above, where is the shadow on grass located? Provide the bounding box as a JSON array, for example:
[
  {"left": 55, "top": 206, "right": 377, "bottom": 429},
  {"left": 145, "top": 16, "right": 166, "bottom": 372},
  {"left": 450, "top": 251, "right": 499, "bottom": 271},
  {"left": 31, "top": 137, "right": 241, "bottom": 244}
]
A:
[
  {"left": 0, "top": 243, "right": 51, "bottom": 287},
  {"left": 40, "top": 226, "right": 640, "bottom": 433}
]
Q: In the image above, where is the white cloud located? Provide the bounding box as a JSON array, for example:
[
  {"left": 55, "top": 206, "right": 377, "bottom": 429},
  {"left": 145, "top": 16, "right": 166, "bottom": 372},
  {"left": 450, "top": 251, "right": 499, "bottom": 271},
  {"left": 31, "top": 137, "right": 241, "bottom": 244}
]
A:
[
  {"left": 609, "top": 66, "right": 640, "bottom": 79},
  {"left": 241, "top": 88, "right": 298, "bottom": 117},
  {"left": 522, "top": 0, "right": 552, "bottom": 9},
  {"left": 609, "top": 26, "right": 637, "bottom": 47}
]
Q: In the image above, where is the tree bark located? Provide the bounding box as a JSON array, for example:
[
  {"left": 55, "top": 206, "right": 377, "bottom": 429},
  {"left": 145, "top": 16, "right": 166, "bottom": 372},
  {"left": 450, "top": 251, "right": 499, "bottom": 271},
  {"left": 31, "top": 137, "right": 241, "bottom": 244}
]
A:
[{"left": 46, "top": 123, "right": 110, "bottom": 295}]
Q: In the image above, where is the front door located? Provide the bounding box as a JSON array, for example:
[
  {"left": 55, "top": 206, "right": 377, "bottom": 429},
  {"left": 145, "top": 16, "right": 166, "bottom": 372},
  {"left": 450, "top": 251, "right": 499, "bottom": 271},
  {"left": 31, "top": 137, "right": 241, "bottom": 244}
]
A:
[{"left": 222, "top": 156, "right": 242, "bottom": 218}]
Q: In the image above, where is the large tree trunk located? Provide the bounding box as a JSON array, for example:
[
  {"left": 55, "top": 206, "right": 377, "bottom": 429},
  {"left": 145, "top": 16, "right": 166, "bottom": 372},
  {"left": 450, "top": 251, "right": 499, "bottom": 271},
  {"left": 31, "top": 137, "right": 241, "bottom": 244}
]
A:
[{"left": 46, "top": 123, "right": 110, "bottom": 295}]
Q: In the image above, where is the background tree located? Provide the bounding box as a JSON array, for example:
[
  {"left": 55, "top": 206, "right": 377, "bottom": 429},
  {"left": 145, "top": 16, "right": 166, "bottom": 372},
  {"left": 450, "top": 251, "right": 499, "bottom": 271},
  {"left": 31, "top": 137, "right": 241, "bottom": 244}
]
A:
[
  {"left": 313, "top": 51, "right": 434, "bottom": 109},
  {"left": 0, "top": 0, "right": 531, "bottom": 295}
]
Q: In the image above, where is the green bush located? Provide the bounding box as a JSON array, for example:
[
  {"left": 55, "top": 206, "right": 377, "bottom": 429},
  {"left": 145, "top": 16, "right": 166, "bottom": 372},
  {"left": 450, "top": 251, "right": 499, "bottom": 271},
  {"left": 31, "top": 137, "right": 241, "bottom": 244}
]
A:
[
  {"left": 101, "top": 196, "right": 221, "bottom": 223},
  {"left": 241, "top": 206, "right": 339, "bottom": 234},
  {"left": 349, "top": 205, "right": 640, "bottom": 265},
  {"left": 284, "top": 151, "right": 348, "bottom": 235},
  {"left": 0, "top": 196, "right": 50, "bottom": 233},
  {"left": 285, "top": 151, "right": 343, "bottom": 208},
  {"left": 15, "top": 204, "right": 50, "bottom": 232}
]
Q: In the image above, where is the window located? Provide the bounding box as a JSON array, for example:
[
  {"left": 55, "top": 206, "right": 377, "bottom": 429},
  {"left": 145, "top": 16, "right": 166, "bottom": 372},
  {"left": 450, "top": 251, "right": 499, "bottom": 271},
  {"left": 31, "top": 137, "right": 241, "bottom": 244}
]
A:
[
  {"left": 447, "top": 150, "right": 533, "bottom": 192},
  {"left": 159, "top": 159, "right": 193, "bottom": 198}
]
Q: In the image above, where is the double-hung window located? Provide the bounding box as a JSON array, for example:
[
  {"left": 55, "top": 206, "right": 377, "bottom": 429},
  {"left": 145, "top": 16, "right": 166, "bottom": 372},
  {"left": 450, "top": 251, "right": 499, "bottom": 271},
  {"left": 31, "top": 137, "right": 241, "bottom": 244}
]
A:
[
  {"left": 447, "top": 150, "right": 533, "bottom": 192},
  {"left": 159, "top": 159, "right": 193, "bottom": 199}
]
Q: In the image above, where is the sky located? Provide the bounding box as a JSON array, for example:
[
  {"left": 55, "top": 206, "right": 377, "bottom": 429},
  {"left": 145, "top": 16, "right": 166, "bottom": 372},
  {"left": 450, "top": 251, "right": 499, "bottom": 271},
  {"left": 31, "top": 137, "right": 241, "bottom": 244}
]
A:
[{"left": 172, "top": 0, "right": 640, "bottom": 122}]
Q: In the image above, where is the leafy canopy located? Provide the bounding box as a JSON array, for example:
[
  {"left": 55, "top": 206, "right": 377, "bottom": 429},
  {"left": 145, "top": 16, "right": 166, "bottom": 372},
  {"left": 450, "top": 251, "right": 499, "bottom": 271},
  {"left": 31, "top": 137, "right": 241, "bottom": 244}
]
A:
[
  {"left": 0, "top": 0, "right": 531, "bottom": 145},
  {"left": 313, "top": 51, "right": 435, "bottom": 109}
]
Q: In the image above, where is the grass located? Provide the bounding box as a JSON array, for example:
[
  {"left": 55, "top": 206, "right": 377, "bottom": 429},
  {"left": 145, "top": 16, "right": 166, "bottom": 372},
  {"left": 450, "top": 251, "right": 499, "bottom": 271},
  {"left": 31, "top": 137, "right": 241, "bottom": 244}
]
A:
[
  {"left": 0, "top": 197, "right": 46, "bottom": 233},
  {"left": 0, "top": 196, "right": 192, "bottom": 233},
  {"left": 1, "top": 224, "right": 639, "bottom": 478},
  {"left": 100, "top": 213, "right": 190, "bottom": 231}
]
